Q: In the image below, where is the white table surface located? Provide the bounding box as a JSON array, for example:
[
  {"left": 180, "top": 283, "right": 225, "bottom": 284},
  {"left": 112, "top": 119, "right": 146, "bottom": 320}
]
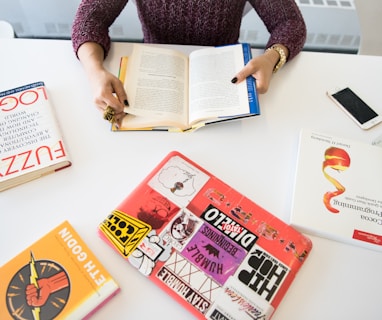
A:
[{"left": 1, "top": 39, "right": 382, "bottom": 320}]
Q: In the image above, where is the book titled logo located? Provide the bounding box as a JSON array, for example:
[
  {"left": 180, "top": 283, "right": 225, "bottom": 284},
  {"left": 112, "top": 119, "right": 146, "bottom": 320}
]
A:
[
  {"left": 322, "top": 147, "right": 351, "bottom": 213},
  {"left": 6, "top": 252, "right": 70, "bottom": 320},
  {"left": 0, "top": 82, "right": 47, "bottom": 112}
]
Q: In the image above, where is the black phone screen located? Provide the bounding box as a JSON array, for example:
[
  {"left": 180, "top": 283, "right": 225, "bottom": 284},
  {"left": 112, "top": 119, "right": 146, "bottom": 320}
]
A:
[{"left": 332, "top": 87, "right": 378, "bottom": 124}]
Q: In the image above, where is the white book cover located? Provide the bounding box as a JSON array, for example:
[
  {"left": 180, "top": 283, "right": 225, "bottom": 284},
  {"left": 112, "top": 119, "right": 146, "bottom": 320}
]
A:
[
  {"left": 290, "top": 129, "right": 382, "bottom": 252},
  {"left": 0, "top": 81, "right": 71, "bottom": 191}
]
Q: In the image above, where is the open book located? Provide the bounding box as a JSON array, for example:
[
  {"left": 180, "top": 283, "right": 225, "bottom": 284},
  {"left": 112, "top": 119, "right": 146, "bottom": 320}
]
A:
[{"left": 116, "top": 43, "right": 260, "bottom": 132}]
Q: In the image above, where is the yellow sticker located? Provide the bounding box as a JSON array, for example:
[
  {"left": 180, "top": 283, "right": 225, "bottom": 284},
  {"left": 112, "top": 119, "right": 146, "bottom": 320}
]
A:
[{"left": 100, "top": 210, "right": 151, "bottom": 258}]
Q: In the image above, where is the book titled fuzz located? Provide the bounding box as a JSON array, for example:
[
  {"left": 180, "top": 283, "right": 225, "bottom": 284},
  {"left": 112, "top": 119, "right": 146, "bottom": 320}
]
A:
[{"left": 0, "top": 81, "right": 71, "bottom": 191}]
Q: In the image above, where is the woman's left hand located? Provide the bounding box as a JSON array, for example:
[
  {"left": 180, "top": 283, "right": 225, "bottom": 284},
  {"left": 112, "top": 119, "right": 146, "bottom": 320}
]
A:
[{"left": 232, "top": 45, "right": 288, "bottom": 94}]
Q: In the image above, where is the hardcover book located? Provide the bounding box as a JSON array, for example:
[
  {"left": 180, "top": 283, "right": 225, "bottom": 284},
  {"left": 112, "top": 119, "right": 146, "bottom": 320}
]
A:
[
  {"left": 290, "top": 129, "right": 382, "bottom": 251},
  {"left": 0, "top": 81, "right": 71, "bottom": 191},
  {"left": 99, "top": 151, "right": 312, "bottom": 319},
  {"left": 115, "top": 43, "right": 260, "bottom": 132},
  {"left": 0, "top": 221, "right": 120, "bottom": 320}
]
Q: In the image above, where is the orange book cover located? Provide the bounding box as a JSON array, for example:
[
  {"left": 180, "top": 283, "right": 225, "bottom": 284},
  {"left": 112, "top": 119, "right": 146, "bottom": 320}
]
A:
[
  {"left": 0, "top": 221, "right": 120, "bottom": 320},
  {"left": 99, "top": 151, "right": 312, "bottom": 319}
]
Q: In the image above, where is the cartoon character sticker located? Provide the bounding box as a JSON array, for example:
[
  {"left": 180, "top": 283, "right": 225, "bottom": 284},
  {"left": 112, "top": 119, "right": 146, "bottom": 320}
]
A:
[
  {"left": 133, "top": 208, "right": 204, "bottom": 277},
  {"left": 129, "top": 230, "right": 172, "bottom": 276},
  {"left": 148, "top": 155, "right": 210, "bottom": 207},
  {"left": 161, "top": 208, "right": 203, "bottom": 252},
  {"left": 137, "top": 193, "right": 179, "bottom": 230},
  {"left": 6, "top": 252, "right": 70, "bottom": 320}
]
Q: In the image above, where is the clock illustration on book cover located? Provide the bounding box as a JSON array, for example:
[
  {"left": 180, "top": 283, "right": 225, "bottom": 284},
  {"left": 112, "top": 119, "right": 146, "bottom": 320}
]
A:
[{"left": 6, "top": 252, "right": 70, "bottom": 320}]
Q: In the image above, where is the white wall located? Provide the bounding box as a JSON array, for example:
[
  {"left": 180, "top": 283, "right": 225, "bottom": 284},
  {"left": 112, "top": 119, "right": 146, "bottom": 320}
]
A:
[
  {"left": 240, "top": 0, "right": 360, "bottom": 52},
  {"left": 354, "top": 0, "right": 382, "bottom": 55},
  {"left": 0, "top": 0, "right": 142, "bottom": 40},
  {"left": 0, "top": 0, "right": 360, "bottom": 53}
]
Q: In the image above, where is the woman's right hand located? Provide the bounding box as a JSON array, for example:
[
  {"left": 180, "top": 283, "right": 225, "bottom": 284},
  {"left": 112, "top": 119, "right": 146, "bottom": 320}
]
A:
[
  {"left": 88, "top": 66, "right": 128, "bottom": 127},
  {"left": 77, "top": 42, "right": 128, "bottom": 128}
]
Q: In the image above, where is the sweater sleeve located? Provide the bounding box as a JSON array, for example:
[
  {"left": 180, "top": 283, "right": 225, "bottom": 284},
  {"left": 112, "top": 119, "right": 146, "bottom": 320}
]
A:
[
  {"left": 71, "top": 0, "right": 129, "bottom": 59},
  {"left": 249, "top": 0, "right": 307, "bottom": 60}
]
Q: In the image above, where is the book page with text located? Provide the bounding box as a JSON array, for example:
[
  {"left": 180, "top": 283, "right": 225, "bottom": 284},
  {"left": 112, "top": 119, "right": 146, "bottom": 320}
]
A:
[
  {"left": 124, "top": 45, "right": 189, "bottom": 128},
  {"left": 188, "top": 45, "right": 250, "bottom": 125}
]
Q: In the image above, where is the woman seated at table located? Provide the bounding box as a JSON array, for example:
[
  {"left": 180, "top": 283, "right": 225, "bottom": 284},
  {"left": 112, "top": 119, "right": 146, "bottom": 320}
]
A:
[{"left": 72, "top": 0, "right": 306, "bottom": 127}]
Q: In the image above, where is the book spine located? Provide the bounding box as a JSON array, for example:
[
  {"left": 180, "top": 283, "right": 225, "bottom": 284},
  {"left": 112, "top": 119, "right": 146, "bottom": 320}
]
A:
[{"left": 242, "top": 44, "right": 259, "bottom": 115}]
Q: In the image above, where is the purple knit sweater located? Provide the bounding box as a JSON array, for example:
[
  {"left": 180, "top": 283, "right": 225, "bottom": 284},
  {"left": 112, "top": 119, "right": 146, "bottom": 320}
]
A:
[{"left": 72, "top": 0, "right": 306, "bottom": 61}]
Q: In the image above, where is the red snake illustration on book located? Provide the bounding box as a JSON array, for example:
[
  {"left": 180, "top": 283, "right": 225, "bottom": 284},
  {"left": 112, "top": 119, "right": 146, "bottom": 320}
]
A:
[{"left": 322, "top": 147, "right": 351, "bottom": 213}]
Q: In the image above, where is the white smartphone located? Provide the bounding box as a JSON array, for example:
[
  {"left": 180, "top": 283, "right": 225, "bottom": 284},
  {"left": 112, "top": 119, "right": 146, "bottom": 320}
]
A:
[{"left": 327, "top": 87, "right": 382, "bottom": 130}]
